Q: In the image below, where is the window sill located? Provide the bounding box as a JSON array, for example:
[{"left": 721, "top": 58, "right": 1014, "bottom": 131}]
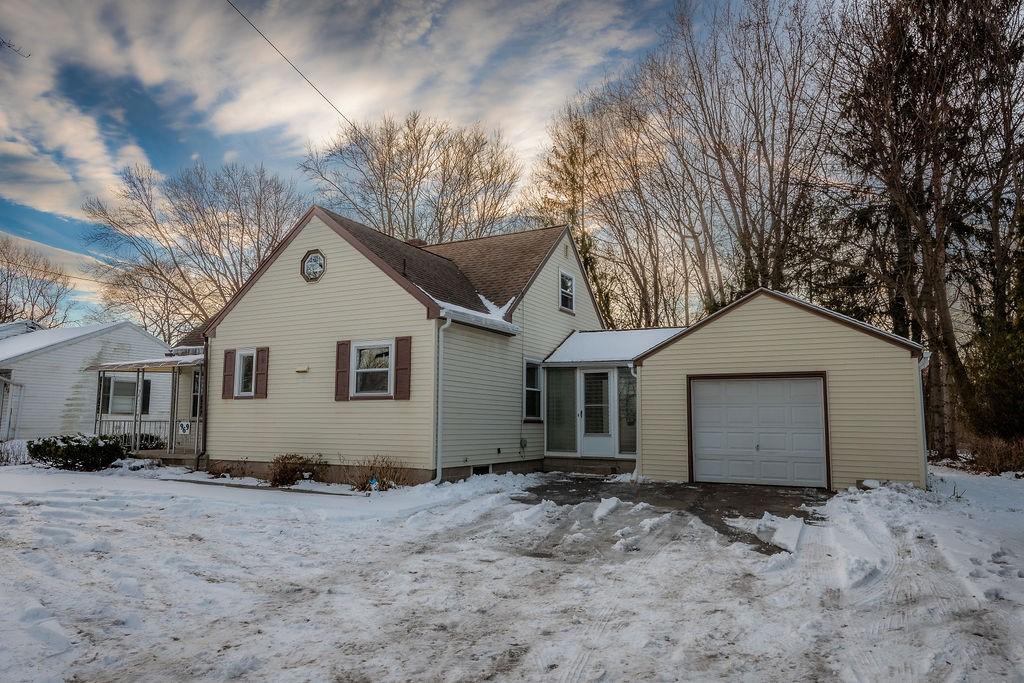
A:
[
  {"left": 350, "top": 394, "right": 394, "bottom": 401},
  {"left": 558, "top": 306, "right": 576, "bottom": 316},
  {"left": 522, "top": 417, "right": 543, "bottom": 424},
  {"left": 232, "top": 395, "right": 254, "bottom": 400}
]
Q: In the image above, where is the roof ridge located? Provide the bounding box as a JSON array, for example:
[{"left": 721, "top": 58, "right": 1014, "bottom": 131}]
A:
[
  {"left": 422, "top": 223, "right": 567, "bottom": 248},
  {"left": 316, "top": 206, "right": 461, "bottom": 267}
]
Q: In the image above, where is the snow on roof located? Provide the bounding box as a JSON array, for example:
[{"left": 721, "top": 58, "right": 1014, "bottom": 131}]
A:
[
  {"left": 419, "top": 287, "right": 522, "bottom": 335},
  {"left": 91, "top": 354, "right": 204, "bottom": 373},
  {"left": 0, "top": 321, "right": 126, "bottom": 364},
  {"left": 545, "top": 328, "right": 686, "bottom": 364}
]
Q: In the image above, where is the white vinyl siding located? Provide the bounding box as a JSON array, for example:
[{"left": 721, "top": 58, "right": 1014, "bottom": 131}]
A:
[
  {"left": 639, "top": 294, "right": 926, "bottom": 490},
  {"left": 440, "top": 232, "right": 604, "bottom": 467},
  {"left": 0, "top": 323, "right": 170, "bottom": 439},
  {"left": 206, "top": 216, "right": 436, "bottom": 468}
]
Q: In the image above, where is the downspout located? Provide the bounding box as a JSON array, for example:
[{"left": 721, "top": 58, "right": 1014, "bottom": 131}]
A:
[
  {"left": 917, "top": 351, "right": 932, "bottom": 487},
  {"left": 433, "top": 317, "right": 454, "bottom": 483},
  {"left": 198, "top": 335, "right": 210, "bottom": 471},
  {"left": 630, "top": 363, "right": 641, "bottom": 482}
]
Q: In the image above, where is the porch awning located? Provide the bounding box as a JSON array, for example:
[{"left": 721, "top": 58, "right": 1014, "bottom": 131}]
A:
[
  {"left": 90, "top": 354, "right": 204, "bottom": 373},
  {"left": 544, "top": 328, "right": 686, "bottom": 365}
]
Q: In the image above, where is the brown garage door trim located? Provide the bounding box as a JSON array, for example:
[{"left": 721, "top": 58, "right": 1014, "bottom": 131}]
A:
[{"left": 686, "top": 371, "right": 831, "bottom": 490}]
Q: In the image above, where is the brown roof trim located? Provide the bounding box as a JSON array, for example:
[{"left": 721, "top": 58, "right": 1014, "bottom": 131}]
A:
[
  {"left": 502, "top": 226, "right": 607, "bottom": 328},
  {"left": 204, "top": 206, "right": 440, "bottom": 336},
  {"left": 634, "top": 288, "right": 922, "bottom": 365}
]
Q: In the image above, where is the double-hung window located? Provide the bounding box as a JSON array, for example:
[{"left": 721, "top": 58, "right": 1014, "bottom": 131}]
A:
[
  {"left": 559, "top": 270, "right": 575, "bottom": 312},
  {"left": 524, "top": 362, "right": 542, "bottom": 420},
  {"left": 234, "top": 350, "right": 255, "bottom": 397},
  {"left": 352, "top": 341, "right": 393, "bottom": 396},
  {"left": 98, "top": 377, "right": 151, "bottom": 415}
]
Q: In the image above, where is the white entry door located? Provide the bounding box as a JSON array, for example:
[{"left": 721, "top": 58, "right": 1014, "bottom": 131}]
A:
[
  {"left": 580, "top": 370, "right": 615, "bottom": 456},
  {"left": 691, "top": 377, "right": 827, "bottom": 487}
]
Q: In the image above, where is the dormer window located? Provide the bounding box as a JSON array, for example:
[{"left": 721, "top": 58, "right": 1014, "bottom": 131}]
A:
[{"left": 559, "top": 270, "right": 575, "bottom": 312}]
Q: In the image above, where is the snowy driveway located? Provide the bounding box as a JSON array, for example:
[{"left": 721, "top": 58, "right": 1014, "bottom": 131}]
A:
[{"left": 0, "top": 466, "right": 1022, "bottom": 681}]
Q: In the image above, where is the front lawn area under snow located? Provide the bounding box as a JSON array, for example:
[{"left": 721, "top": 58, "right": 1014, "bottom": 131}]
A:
[{"left": 0, "top": 464, "right": 1021, "bottom": 681}]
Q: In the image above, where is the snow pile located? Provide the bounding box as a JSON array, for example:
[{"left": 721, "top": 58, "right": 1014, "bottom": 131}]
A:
[
  {"left": 592, "top": 496, "right": 620, "bottom": 522},
  {"left": 0, "top": 439, "right": 30, "bottom": 465}
]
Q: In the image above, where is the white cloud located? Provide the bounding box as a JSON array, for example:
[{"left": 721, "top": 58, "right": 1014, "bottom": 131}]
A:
[
  {"left": 0, "top": 230, "right": 103, "bottom": 302},
  {"left": 0, "top": 0, "right": 661, "bottom": 219},
  {"left": 222, "top": 149, "right": 240, "bottom": 163}
]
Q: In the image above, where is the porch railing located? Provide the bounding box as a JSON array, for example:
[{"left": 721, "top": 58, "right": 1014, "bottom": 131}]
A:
[{"left": 97, "top": 418, "right": 203, "bottom": 455}]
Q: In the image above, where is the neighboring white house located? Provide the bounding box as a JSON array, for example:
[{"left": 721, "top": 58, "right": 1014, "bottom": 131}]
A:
[{"left": 0, "top": 320, "right": 170, "bottom": 440}]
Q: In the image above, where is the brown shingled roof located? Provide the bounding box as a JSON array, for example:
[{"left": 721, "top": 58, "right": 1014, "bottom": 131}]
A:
[
  {"left": 422, "top": 225, "right": 567, "bottom": 310},
  {"left": 320, "top": 208, "right": 487, "bottom": 312},
  {"left": 176, "top": 326, "right": 206, "bottom": 347},
  {"left": 322, "top": 208, "right": 568, "bottom": 316}
]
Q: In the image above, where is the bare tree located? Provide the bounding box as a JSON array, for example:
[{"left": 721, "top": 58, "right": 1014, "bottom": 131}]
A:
[
  {"left": 302, "top": 111, "right": 521, "bottom": 243},
  {"left": 0, "top": 235, "right": 74, "bottom": 326},
  {"left": 84, "top": 162, "right": 306, "bottom": 340},
  {"left": 823, "top": 0, "right": 1024, "bottom": 450}
]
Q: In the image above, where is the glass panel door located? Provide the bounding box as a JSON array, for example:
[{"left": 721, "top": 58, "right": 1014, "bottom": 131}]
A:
[
  {"left": 617, "top": 367, "right": 637, "bottom": 454},
  {"left": 545, "top": 368, "right": 576, "bottom": 452},
  {"left": 583, "top": 372, "right": 610, "bottom": 435}
]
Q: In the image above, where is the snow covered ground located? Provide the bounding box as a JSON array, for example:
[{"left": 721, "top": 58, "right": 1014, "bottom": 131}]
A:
[{"left": 0, "top": 464, "right": 1021, "bottom": 681}]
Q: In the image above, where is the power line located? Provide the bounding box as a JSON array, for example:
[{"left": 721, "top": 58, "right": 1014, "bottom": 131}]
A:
[{"left": 222, "top": 0, "right": 355, "bottom": 128}]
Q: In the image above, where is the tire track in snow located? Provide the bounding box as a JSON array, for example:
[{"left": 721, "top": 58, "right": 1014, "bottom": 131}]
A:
[{"left": 551, "top": 506, "right": 680, "bottom": 683}]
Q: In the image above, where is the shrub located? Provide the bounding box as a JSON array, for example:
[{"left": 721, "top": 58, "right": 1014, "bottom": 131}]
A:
[
  {"left": 27, "top": 434, "right": 126, "bottom": 471},
  {"left": 342, "top": 455, "right": 412, "bottom": 492},
  {"left": 107, "top": 432, "right": 166, "bottom": 451},
  {"left": 963, "top": 434, "right": 1024, "bottom": 476},
  {"left": 267, "top": 453, "right": 327, "bottom": 487}
]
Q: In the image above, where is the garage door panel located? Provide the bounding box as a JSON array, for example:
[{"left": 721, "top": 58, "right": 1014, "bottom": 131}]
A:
[
  {"left": 724, "top": 380, "right": 756, "bottom": 401},
  {"left": 726, "top": 406, "right": 756, "bottom": 425},
  {"left": 725, "top": 431, "right": 756, "bottom": 450},
  {"left": 693, "top": 404, "right": 724, "bottom": 427},
  {"left": 691, "top": 381, "right": 723, "bottom": 402},
  {"left": 757, "top": 432, "right": 788, "bottom": 451},
  {"left": 691, "top": 377, "right": 827, "bottom": 487},
  {"left": 789, "top": 379, "right": 822, "bottom": 401},
  {"left": 791, "top": 405, "right": 823, "bottom": 427},
  {"left": 756, "top": 380, "right": 788, "bottom": 402},
  {"left": 693, "top": 430, "right": 724, "bottom": 450},
  {"left": 758, "top": 405, "right": 787, "bottom": 425},
  {"left": 792, "top": 431, "right": 824, "bottom": 452}
]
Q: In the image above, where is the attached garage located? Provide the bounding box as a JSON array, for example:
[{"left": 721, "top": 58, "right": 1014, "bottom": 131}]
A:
[{"left": 635, "top": 289, "right": 927, "bottom": 490}]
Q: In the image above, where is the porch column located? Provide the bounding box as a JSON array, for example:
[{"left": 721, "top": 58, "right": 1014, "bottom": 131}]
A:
[
  {"left": 94, "top": 370, "right": 104, "bottom": 435},
  {"left": 168, "top": 367, "right": 177, "bottom": 456}
]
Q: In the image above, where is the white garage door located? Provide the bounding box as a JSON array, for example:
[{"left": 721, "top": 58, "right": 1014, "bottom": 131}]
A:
[{"left": 691, "top": 377, "right": 827, "bottom": 487}]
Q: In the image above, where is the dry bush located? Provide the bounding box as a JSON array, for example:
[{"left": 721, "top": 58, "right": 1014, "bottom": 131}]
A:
[
  {"left": 963, "top": 434, "right": 1024, "bottom": 476},
  {"left": 268, "top": 453, "right": 328, "bottom": 487},
  {"left": 205, "top": 461, "right": 232, "bottom": 478},
  {"left": 342, "top": 455, "right": 412, "bottom": 491}
]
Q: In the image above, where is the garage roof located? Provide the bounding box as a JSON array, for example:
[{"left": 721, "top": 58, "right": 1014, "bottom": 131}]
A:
[{"left": 545, "top": 327, "right": 686, "bottom": 365}]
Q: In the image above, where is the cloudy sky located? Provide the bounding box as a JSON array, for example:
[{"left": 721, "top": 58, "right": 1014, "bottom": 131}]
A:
[{"left": 0, "top": 0, "right": 673, "bottom": 307}]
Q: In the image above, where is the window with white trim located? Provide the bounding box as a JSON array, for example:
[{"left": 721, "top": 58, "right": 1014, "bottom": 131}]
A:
[
  {"left": 351, "top": 341, "right": 393, "bottom": 396},
  {"left": 234, "top": 350, "right": 255, "bottom": 397},
  {"left": 524, "top": 361, "right": 542, "bottom": 420},
  {"left": 98, "top": 377, "right": 151, "bottom": 415},
  {"left": 559, "top": 270, "right": 575, "bottom": 312}
]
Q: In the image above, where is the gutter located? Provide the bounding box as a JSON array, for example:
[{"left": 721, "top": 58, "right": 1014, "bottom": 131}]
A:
[
  {"left": 437, "top": 305, "right": 521, "bottom": 336},
  {"left": 630, "top": 363, "right": 641, "bottom": 482},
  {"left": 917, "top": 351, "right": 932, "bottom": 485},
  {"left": 433, "top": 317, "right": 454, "bottom": 483}
]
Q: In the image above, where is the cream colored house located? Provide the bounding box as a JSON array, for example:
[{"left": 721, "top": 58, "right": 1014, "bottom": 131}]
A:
[{"left": 195, "top": 206, "right": 927, "bottom": 490}]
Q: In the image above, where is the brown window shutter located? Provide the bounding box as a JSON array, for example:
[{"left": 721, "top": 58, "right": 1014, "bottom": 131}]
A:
[
  {"left": 222, "top": 349, "right": 236, "bottom": 399},
  {"left": 394, "top": 336, "right": 412, "bottom": 400},
  {"left": 254, "top": 347, "right": 270, "bottom": 398},
  {"left": 335, "top": 340, "right": 350, "bottom": 401}
]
